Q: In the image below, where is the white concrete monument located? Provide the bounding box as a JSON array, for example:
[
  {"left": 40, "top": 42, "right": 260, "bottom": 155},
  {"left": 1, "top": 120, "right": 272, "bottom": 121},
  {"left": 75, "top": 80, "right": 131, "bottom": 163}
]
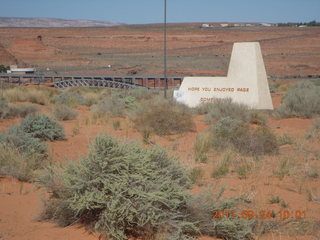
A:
[{"left": 173, "top": 42, "right": 273, "bottom": 109}]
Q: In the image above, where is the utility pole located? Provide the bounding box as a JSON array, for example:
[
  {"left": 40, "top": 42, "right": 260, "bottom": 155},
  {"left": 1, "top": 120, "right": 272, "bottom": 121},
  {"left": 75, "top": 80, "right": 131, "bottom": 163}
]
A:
[{"left": 164, "top": 0, "right": 168, "bottom": 98}]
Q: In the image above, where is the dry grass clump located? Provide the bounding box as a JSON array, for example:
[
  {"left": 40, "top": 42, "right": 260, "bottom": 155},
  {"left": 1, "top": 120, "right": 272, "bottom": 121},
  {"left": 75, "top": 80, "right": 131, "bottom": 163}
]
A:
[
  {"left": 194, "top": 132, "right": 211, "bottom": 162},
  {"left": 276, "top": 81, "right": 320, "bottom": 118},
  {"left": 131, "top": 97, "right": 194, "bottom": 136},
  {"left": 0, "top": 129, "right": 48, "bottom": 181},
  {"left": 0, "top": 143, "right": 36, "bottom": 181},
  {"left": 92, "top": 91, "right": 136, "bottom": 117},
  {"left": 203, "top": 98, "right": 267, "bottom": 125},
  {"left": 3, "top": 87, "right": 48, "bottom": 105},
  {"left": 306, "top": 118, "right": 320, "bottom": 139},
  {"left": 0, "top": 97, "right": 39, "bottom": 119},
  {"left": 53, "top": 105, "right": 78, "bottom": 121},
  {"left": 211, "top": 117, "right": 278, "bottom": 156},
  {"left": 186, "top": 188, "right": 255, "bottom": 240}
]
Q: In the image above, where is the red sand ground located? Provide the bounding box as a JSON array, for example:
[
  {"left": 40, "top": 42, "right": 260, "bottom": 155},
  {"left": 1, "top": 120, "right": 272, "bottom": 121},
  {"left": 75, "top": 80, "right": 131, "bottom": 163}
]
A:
[{"left": 0, "top": 92, "right": 319, "bottom": 239}]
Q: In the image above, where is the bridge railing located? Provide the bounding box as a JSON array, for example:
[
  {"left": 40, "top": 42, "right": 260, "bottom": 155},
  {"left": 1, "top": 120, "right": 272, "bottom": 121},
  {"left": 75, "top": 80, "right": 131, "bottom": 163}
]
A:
[{"left": 0, "top": 74, "right": 183, "bottom": 89}]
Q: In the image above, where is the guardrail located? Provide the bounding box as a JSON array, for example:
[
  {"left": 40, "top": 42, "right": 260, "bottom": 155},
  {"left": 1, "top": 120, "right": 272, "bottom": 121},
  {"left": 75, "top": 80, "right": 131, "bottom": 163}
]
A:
[{"left": 0, "top": 74, "right": 183, "bottom": 89}]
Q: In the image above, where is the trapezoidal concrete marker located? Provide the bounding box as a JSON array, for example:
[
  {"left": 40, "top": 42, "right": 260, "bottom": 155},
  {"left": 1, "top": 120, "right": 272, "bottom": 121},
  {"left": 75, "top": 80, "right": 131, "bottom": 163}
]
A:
[{"left": 173, "top": 42, "right": 274, "bottom": 109}]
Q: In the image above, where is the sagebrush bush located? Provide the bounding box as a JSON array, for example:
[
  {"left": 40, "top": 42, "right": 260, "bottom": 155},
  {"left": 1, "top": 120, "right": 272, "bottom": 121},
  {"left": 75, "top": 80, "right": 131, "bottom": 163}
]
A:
[
  {"left": 276, "top": 81, "right": 320, "bottom": 118},
  {"left": 132, "top": 98, "right": 194, "bottom": 135},
  {"left": 212, "top": 117, "right": 278, "bottom": 155},
  {"left": 11, "top": 114, "right": 65, "bottom": 141},
  {"left": 40, "top": 134, "right": 196, "bottom": 239},
  {"left": 53, "top": 104, "right": 78, "bottom": 121}
]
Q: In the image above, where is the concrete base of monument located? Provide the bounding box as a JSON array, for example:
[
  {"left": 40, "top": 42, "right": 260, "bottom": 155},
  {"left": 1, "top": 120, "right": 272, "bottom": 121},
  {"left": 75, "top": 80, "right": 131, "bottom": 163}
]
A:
[{"left": 173, "top": 42, "right": 274, "bottom": 110}]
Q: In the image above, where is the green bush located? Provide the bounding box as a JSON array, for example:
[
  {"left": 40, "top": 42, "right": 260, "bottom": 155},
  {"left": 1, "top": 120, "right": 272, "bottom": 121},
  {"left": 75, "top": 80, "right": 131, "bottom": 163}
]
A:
[
  {"left": 132, "top": 98, "right": 194, "bottom": 136},
  {"left": 212, "top": 117, "right": 278, "bottom": 155},
  {"left": 40, "top": 134, "right": 196, "bottom": 239},
  {"left": 276, "top": 81, "right": 320, "bottom": 118},
  {"left": 53, "top": 105, "right": 78, "bottom": 121},
  {"left": 11, "top": 114, "right": 65, "bottom": 141}
]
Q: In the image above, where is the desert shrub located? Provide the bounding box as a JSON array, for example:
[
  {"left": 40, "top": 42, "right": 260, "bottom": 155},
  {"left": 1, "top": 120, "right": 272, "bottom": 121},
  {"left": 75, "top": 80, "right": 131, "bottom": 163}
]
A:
[
  {"left": 0, "top": 143, "right": 38, "bottom": 181},
  {"left": 194, "top": 132, "right": 211, "bottom": 162},
  {"left": 40, "top": 134, "right": 196, "bottom": 239},
  {"left": 306, "top": 118, "right": 320, "bottom": 139},
  {"left": 82, "top": 92, "right": 99, "bottom": 106},
  {"left": 276, "top": 81, "right": 320, "bottom": 118},
  {"left": 0, "top": 97, "right": 19, "bottom": 118},
  {"left": 212, "top": 117, "right": 278, "bottom": 155},
  {"left": 0, "top": 98, "right": 39, "bottom": 119},
  {"left": 1, "top": 129, "right": 47, "bottom": 162},
  {"left": 186, "top": 189, "right": 255, "bottom": 240},
  {"left": 127, "top": 88, "right": 159, "bottom": 100},
  {"left": 53, "top": 104, "right": 78, "bottom": 121},
  {"left": 132, "top": 98, "right": 194, "bottom": 135},
  {"left": 17, "top": 104, "right": 39, "bottom": 117},
  {"left": 53, "top": 90, "right": 86, "bottom": 107},
  {"left": 11, "top": 114, "right": 65, "bottom": 141},
  {"left": 277, "top": 134, "right": 294, "bottom": 145},
  {"left": 205, "top": 98, "right": 251, "bottom": 124},
  {"left": 3, "top": 87, "right": 48, "bottom": 105},
  {"left": 92, "top": 91, "right": 136, "bottom": 117}
]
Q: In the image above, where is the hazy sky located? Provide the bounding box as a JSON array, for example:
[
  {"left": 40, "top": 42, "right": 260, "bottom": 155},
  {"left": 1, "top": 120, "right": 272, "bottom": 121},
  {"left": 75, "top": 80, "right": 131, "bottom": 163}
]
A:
[{"left": 0, "top": 0, "right": 319, "bottom": 24}]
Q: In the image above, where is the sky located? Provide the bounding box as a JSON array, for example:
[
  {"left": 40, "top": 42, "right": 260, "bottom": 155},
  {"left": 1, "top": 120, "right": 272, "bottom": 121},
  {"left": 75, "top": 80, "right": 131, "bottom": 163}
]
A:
[{"left": 0, "top": 0, "right": 319, "bottom": 24}]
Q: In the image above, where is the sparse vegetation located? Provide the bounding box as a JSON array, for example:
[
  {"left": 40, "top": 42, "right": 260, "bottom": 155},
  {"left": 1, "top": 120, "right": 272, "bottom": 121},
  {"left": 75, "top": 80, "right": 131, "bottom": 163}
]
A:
[
  {"left": 53, "top": 104, "right": 78, "bottom": 121},
  {"left": 306, "top": 118, "right": 320, "bottom": 139},
  {"left": 269, "top": 196, "right": 281, "bottom": 204},
  {"left": 194, "top": 132, "right": 211, "bottom": 162},
  {"left": 186, "top": 188, "right": 255, "bottom": 240},
  {"left": 112, "top": 119, "right": 121, "bottom": 130},
  {"left": 40, "top": 134, "right": 196, "bottom": 239},
  {"left": 276, "top": 81, "right": 320, "bottom": 118},
  {"left": 273, "top": 158, "right": 290, "bottom": 179},
  {"left": 189, "top": 167, "right": 204, "bottom": 184}
]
